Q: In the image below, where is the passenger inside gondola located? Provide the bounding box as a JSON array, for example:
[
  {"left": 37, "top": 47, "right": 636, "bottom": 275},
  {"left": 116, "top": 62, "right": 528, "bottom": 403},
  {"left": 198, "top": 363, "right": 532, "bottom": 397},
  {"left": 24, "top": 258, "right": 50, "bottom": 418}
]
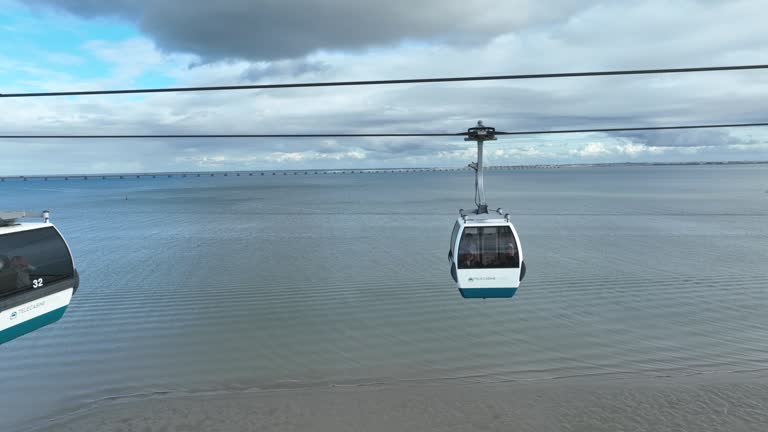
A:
[
  {"left": 459, "top": 233, "right": 479, "bottom": 267},
  {"left": 458, "top": 226, "right": 518, "bottom": 269},
  {"left": 501, "top": 242, "right": 519, "bottom": 268},
  {"left": 0, "top": 254, "right": 13, "bottom": 295},
  {"left": 11, "top": 256, "right": 34, "bottom": 289},
  {"left": 1, "top": 227, "right": 72, "bottom": 296}
]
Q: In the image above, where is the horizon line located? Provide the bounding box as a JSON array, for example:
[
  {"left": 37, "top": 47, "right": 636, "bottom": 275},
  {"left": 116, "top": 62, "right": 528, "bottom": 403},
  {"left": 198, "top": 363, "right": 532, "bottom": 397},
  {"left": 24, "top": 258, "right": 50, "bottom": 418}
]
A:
[{"left": 1, "top": 160, "right": 766, "bottom": 180}]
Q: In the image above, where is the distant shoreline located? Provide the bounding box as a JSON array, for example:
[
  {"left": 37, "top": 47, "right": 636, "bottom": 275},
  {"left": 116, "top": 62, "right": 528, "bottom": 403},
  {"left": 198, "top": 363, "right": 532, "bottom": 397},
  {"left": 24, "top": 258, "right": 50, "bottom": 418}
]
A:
[{"left": 1, "top": 160, "right": 766, "bottom": 182}]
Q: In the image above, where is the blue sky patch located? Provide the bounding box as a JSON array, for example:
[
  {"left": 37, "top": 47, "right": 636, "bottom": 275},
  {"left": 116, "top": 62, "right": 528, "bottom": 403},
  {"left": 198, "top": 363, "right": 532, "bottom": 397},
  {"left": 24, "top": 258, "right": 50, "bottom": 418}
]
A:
[{"left": 0, "top": 3, "right": 173, "bottom": 92}]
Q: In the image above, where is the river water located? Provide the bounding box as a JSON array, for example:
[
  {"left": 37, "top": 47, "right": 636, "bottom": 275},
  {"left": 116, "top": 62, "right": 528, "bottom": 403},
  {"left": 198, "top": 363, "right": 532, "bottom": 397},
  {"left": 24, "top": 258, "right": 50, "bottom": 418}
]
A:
[{"left": 2, "top": 165, "right": 767, "bottom": 431}]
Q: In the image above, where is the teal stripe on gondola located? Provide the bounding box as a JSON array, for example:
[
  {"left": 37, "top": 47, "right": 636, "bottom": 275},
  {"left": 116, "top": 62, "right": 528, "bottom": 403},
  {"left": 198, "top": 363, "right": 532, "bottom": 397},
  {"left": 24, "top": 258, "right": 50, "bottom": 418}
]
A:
[
  {"left": 459, "top": 287, "right": 517, "bottom": 299},
  {"left": 0, "top": 306, "right": 68, "bottom": 345}
]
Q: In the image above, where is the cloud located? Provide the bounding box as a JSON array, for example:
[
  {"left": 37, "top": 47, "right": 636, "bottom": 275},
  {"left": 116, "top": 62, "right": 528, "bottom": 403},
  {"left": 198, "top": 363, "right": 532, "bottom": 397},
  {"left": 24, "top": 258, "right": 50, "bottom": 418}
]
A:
[
  {"left": 83, "top": 38, "right": 166, "bottom": 81},
  {"left": 266, "top": 150, "right": 366, "bottom": 163},
  {"left": 241, "top": 59, "right": 330, "bottom": 81},
  {"left": 611, "top": 129, "right": 759, "bottom": 148},
  {"left": 4, "top": 0, "right": 768, "bottom": 174},
  {"left": 26, "top": 0, "right": 586, "bottom": 62},
  {"left": 356, "top": 140, "right": 465, "bottom": 158},
  {"left": 568, "top": 141, "right": 668, "bottom": 159},
  {"left": 617, "top": 143, "right": 666, "bottom": 157},
  {"left": 173, "top": 148, "right": 367, "bottom": 168},
  {"left": 571, "top": 142, "right": 611, "bottom": 157},
  {"left": 491, "top": 147, "right": 545, "bottom": 159}
]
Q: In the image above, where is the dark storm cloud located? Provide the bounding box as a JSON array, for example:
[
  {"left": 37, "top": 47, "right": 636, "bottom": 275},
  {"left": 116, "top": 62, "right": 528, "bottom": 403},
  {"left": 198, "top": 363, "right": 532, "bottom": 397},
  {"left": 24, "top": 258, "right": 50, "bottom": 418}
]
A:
[
  {"left": 612, "top": 129, "right": 760, "bottom": 148},
  {"left": 358, "top": 140, "right": 465, "bottom": 157},
  {"left": 28, "top": 0, "right": 585, "bottom": 61},
  {"left": 241, "top": 59, "right": 330, "bottom": 81}
]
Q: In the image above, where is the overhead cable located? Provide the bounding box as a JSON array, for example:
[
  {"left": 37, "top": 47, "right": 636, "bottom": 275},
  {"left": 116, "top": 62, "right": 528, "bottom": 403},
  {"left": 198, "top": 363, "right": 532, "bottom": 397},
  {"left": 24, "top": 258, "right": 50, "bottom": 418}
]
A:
[
  {"left": 1, "top": 64, "right": 767, "bottom": 98},
  {"left": 2, "top": 121, "right": 767, "bottom": 139}
]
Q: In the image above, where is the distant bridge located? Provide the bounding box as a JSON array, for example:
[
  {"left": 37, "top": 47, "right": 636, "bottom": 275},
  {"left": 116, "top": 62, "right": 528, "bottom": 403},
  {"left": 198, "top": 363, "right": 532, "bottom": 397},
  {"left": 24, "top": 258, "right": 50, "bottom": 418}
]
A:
[{"left": 0, "top": 165, "right": 560, "bottom": 182}]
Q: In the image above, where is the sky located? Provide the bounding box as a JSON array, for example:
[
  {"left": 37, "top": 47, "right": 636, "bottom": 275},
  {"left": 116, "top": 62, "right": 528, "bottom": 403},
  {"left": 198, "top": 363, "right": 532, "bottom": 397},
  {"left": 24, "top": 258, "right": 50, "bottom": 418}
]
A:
[{"left": 1, "top": 0, "right": 768, "bottom": 175}]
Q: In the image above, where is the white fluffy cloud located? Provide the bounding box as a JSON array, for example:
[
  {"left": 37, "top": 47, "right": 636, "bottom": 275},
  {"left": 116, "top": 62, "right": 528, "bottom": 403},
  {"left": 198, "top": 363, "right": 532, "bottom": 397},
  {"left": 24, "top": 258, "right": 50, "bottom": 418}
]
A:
[
  {"left": 569, "top": 141, "right": 669, "bottom": 159},
  {"left": 618, "top": 143, "right": 666, "bottom": 157},
  {"left": 265, "top": 150, "right": 366, "bottom": 163},
  {"left": 571, "top": 142, "right": 611, "bottom": 158}
]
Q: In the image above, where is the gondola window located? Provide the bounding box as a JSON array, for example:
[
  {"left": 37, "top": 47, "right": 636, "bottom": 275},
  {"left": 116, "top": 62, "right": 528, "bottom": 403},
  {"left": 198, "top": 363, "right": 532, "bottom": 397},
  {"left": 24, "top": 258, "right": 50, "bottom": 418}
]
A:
[
  {"left": 0, "top": 227, "right": 74, "bottom": 297},
  {"left": 458, "top": 226, "right": 518, "bottom": 269}
]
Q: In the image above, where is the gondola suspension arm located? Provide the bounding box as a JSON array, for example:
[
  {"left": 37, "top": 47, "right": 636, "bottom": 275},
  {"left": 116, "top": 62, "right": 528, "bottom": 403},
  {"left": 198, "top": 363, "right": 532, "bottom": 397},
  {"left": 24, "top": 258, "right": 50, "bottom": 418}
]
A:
[{"left": 465, "top": 121, "right": 497, "bottom": 214}]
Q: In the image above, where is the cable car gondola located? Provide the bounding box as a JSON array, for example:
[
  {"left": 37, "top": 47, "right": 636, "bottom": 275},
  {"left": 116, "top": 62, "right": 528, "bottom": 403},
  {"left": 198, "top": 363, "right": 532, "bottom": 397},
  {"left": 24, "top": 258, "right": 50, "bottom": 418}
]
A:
[
  {"left": 0, "top": 211, "right": 79, "bottom": 345},
  {"left": 449, "top": 122, "right": 526, "bottom": 299}
]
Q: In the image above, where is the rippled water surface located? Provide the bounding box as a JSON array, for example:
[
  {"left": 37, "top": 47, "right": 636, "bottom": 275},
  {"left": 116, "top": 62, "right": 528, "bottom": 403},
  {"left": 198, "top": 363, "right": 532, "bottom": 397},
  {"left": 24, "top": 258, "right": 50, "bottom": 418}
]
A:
[{"left": 2, "top": 165, "right": 768, "bottom": 431}]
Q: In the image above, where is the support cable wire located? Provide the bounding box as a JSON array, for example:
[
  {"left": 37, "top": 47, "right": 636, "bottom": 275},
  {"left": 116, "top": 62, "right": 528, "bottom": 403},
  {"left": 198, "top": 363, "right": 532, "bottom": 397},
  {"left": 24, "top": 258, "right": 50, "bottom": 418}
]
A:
[
  {"left": 1, "top": 64, "right": 767, "bottom": 98},
  {"left": 2, "top": 121, "right": 768, "bottom": 139}
]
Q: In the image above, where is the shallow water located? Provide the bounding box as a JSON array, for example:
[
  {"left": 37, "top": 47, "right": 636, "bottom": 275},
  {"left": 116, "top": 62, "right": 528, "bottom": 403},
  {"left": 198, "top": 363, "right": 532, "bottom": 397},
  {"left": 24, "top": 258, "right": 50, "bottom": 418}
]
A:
[{"left": 1, "top": 165, "right": 767, "bottom": 431}]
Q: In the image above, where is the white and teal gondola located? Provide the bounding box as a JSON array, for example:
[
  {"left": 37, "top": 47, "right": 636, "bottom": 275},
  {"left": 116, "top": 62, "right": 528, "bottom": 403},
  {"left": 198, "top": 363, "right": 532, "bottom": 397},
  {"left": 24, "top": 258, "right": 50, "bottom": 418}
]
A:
[
  {"left": 448, "top": 121, "right": 526, "bottom": 299},
  {"left": 0, "top": 212, "right": 79, "bottom": 345},
  {"left": 449, "top": 210, "right": 525, "bottom": 299}
]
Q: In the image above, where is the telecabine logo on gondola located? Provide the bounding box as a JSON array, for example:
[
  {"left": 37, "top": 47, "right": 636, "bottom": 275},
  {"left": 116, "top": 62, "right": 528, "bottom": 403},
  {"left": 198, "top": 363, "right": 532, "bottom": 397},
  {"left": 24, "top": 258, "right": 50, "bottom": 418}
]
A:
[
  {"left": 468, "top": 276, "right": 496, "bottom": 282},
  {"left": 12, "top": 301, "right": 46, "bottom": 320}
]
